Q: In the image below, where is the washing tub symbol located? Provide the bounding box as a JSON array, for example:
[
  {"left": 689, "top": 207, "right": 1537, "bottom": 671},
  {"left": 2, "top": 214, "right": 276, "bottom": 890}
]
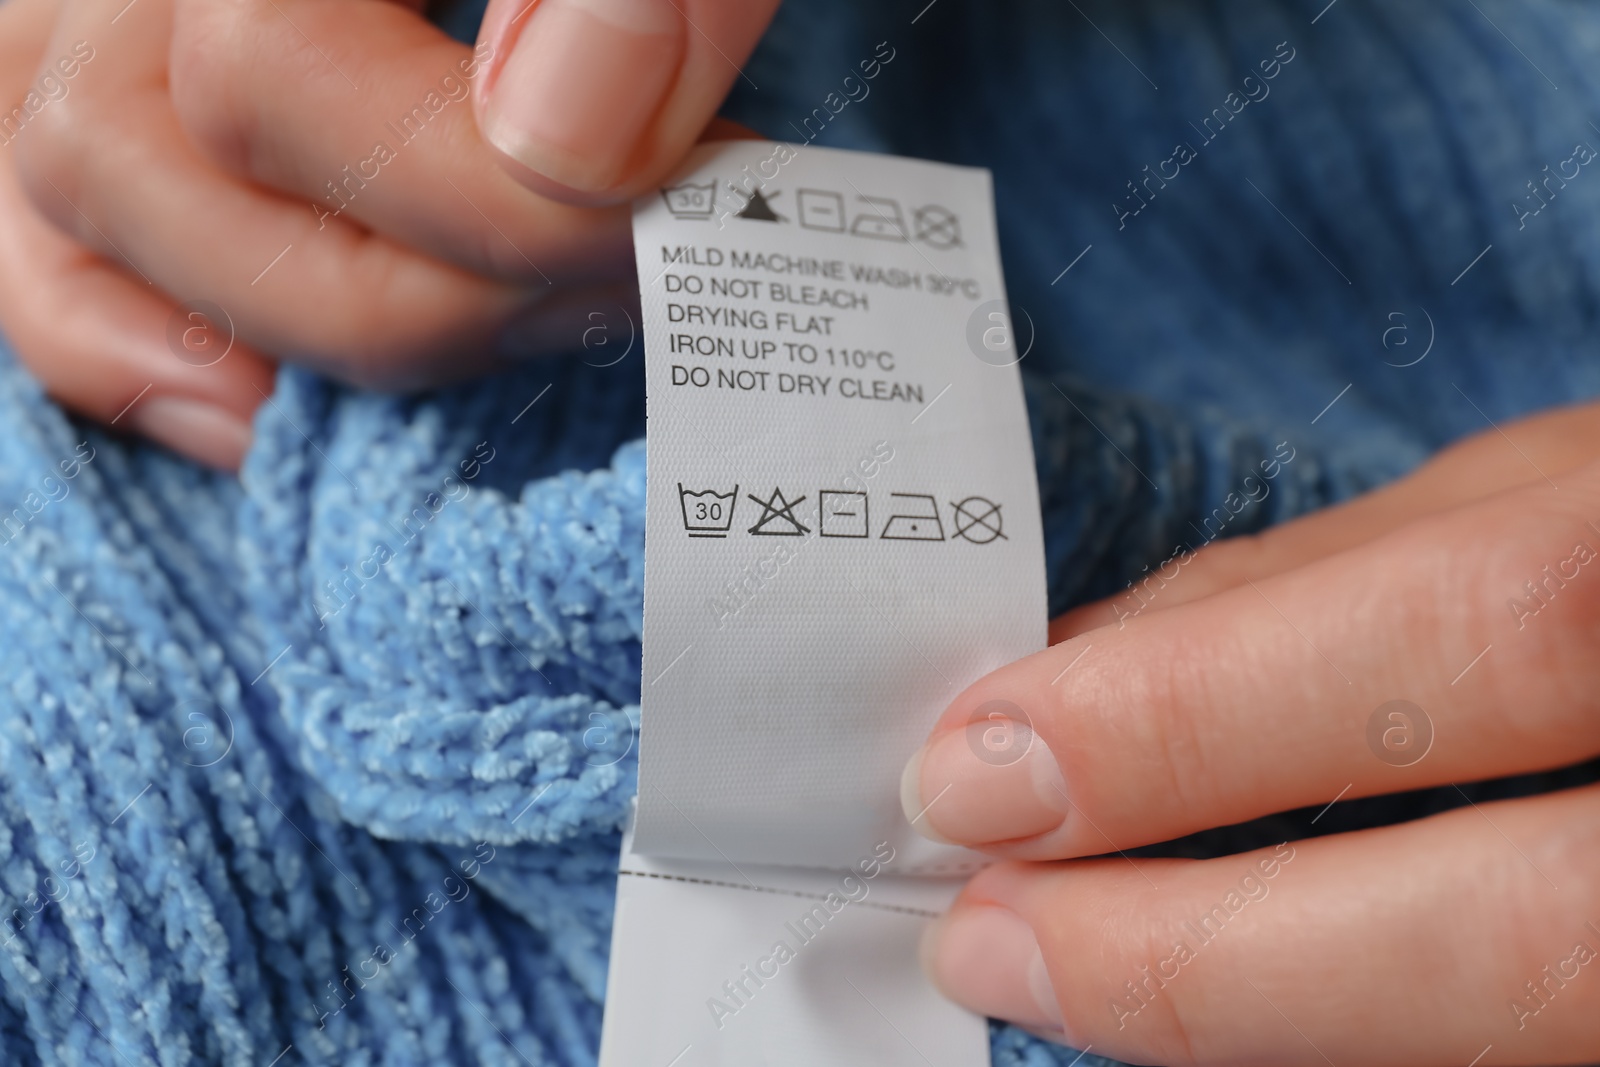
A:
[
  {"left": 679, "top": 484, "right": 738, "bottom": 537},
  {"left": 662, "top": 181, "right": 718, "bottom": 219}
]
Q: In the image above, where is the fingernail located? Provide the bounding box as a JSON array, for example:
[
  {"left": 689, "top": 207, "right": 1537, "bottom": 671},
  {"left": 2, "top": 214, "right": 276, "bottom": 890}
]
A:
[
  {"left": 900, "top": 717, "right": 1070, "bottom": 845},
  {"left": 921, "top": 905, "right": 1064, "bottom": 1032},
  {"left": 900, "top": 744, "right": 953, "bottom": 844},
  {"left": 126, "top": 396, "right": 251, "bottom": 470},
  {"left": 483, "top": 0, "right": 685, "bottom": 194}
]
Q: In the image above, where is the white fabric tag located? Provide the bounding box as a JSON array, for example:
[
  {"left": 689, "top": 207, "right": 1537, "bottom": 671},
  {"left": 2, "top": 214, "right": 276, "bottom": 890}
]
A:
[
  {"left": 598, "top": 807, "right": 990, "bottom": 1067},
  {"left": 600, "top": 141, "right": 1045, "bottom": 1066}
]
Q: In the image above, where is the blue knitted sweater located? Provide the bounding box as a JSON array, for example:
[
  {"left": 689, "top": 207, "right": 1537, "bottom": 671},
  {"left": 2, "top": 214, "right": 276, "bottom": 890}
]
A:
[{"left": 2, "top": 2, "right": 1598, "bottom": 1064}]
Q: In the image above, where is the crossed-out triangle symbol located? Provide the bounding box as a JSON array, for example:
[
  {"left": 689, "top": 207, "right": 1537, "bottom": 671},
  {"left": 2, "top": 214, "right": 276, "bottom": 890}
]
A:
[
  {"left": 747, "top": 487, "right": 809, "bottom": 535},
  {"left": 736, "top": 187, "right": 784, "bottom": 222}
]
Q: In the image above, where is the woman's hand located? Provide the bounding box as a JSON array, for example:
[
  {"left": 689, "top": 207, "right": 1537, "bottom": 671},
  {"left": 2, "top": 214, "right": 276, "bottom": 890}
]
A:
[
  {"left": 904, "top": 403, "right": 1600, "bottom": 1066},
  {"left": 0, "top": 0, "right": 778, "bottom": 468}
]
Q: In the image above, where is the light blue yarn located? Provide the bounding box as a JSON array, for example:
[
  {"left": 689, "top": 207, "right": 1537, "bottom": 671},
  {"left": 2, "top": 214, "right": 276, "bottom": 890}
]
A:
[
  {"left": 0, "top": 327, "right": 1359, "bottom": 1066},
  {"left": 0, "top": 350, "right": 637, "bottom": 1067}
]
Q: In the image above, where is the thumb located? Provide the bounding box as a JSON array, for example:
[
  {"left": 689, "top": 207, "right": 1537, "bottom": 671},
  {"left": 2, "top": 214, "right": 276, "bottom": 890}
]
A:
[{"left": 472, "top": 0, "right": 781, "bottom": 205}]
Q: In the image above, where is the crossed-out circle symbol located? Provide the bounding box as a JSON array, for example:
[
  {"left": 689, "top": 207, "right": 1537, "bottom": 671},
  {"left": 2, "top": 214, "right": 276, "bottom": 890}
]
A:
[
  {"left": 914, "top": 205, "right": 961, "bottom": 248},
  {"left": 951, "top": 496, "right": 1005, "bottom": 544}
]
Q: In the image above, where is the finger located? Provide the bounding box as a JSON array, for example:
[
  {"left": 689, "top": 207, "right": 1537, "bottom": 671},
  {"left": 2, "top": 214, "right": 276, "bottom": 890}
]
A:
[
  {"left": 901, "top": 459, "right": 1600, "bottom": 858},
  {"left": 0, "top": 149, "right": 273, "bottom": 468},
  {"left": 924, "top": 785, "right": 1600, "bottom": 1066},
  {"left": 168, "top": 0, "right": 630, "bottom": 284},
  {"left": 19, "top": 0, "right": 545, "bottom": 390},
  {"left": 0, "top": 0, "right": 272, "bottom": 469},
  {"left": 474, "top": 0, "right": 784, "bottom": 203},
  {"left": 1053, "top": 402, "right": 1600, "bottom": 641}
]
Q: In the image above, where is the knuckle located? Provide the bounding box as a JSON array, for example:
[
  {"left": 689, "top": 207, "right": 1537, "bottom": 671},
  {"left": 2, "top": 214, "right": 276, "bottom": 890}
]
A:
[
  {"left": 1488, "top": 793, "right": 1600, "bottom": 997},
  {"left": 168, "top": 0, "right": 262, "bottom": 173},
  {"left": 1143, "top": 652, "right": 1220, "bottom": 819},
  {"left": 1056, "top": 878, "right": 1203, "bottom": 1065},
  {"left": 1483, "top": 477, "right": 1600, "bottom": 723},
  {"left": 1087, "top": 639, "right": 1212, "bottom": 817},
  {"left": 1051, "top": 642, "right": 1206, "bottom": 831},
  {"left": 11, "top": 94, "right": 96, "bottom": 220}
]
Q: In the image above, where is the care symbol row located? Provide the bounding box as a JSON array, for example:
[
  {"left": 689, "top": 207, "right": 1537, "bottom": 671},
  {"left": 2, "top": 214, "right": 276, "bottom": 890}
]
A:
[{"left": 677, "top": 484, "right": 1005, "bottom": 544}]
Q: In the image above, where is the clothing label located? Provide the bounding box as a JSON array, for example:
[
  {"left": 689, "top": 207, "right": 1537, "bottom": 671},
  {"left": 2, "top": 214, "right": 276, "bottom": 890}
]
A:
[
  {"left": 632, "top": 141, "right": 1045, "bottom": 868},
  {"left": 600, "top": 141, "right": 1045, "bottom": 1067},
  {"left": 598, "top": 807, "right": 990, "bottom": 1067}
]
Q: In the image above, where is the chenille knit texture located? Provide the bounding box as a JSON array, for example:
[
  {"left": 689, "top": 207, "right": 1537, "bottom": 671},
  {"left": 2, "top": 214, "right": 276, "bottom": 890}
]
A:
[
  {"left": 0, "top": 343, "right": 1355, "bottom": 1067},
  {"left": 3, "top": 1, "right": 1600, "bottom": 1065}
]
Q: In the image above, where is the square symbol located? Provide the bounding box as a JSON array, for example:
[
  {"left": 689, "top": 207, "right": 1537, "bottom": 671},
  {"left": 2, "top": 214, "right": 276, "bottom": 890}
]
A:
[
  {"left": 819, "top": 490, "right": 868, "bottom": 538},
  {"left": 797, "top": 189, "right": 846, "bottom": 232}
]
